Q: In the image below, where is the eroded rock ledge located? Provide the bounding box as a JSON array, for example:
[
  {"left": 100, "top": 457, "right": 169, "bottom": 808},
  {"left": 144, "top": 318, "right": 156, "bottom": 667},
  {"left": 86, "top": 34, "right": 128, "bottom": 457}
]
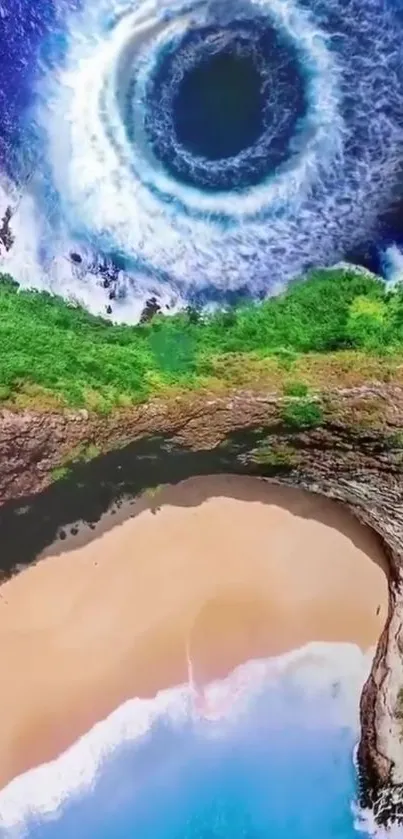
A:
[{"left": 0, "top": 383, "right": 402, "bottom": 825}]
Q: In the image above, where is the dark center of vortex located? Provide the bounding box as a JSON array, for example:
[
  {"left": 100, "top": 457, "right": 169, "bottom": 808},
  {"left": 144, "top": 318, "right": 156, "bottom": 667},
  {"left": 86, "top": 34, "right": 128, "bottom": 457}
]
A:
[
  {"left": 138, "top": 21, "right": 307, "bottom": 193},
  {"left": 173, "top": 51, "right": 264, "bottom": 160}
]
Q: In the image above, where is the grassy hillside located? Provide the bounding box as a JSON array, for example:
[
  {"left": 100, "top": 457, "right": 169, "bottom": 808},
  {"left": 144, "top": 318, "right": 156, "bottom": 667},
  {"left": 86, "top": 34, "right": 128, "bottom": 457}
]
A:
[{"left": 0, "top": 268, "right": 402, "bottom": 412}]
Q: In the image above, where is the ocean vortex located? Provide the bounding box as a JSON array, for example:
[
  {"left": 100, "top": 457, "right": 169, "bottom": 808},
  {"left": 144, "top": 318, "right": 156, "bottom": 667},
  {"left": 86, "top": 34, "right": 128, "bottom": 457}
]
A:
[{"left": 2, "top": 0, "right": 403, "bottom": 313}]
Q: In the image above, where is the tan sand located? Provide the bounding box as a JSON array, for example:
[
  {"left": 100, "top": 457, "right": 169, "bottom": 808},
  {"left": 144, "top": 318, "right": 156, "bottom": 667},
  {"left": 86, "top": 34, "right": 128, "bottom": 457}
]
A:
[{"left": 0, "top": 475, "right": 388, "bottom": 790}]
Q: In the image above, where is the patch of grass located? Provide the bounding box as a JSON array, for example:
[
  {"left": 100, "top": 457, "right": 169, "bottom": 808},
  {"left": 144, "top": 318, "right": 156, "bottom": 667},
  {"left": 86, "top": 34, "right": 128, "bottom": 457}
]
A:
[
  {"left": 269, "top": 348, "right": 298, "bottom": 371},
  {"left": 387, "top": 431, "right": 403, "bottom": 449},
  {"left": 82, "top": 443, "right": 101, "bottom": 461},
  {"left": 0, "top": 384, "right": 11, "bottom": 402},
  {"left": 349, "top": 396, "right": 387, "bottom": 430},
  {"left": 281, "top": 399, "right": 324, "bottom": 429},
  {"left": 282, "top": 380, "right": 309, "bottom": 397},
  {"left": 1, "top": 267, "right": 403, "bottom": 412},
  {"left": 253, "top": 442, "right": 298, "bottom": 467},
  {"left": 67, "top": 442, "right": 101, "bottom": 463},
  {"left": 50, "top": 465, "right": 72, "bottom": 482},
  {"left": 294, "top": 350, "right": 403, "bottom": 389},
  {"left": 50, "top": 442, "right": 102, "bottom": 484},
  {"left": 53, "top": 442, "right": 102, "bottom": 474}
]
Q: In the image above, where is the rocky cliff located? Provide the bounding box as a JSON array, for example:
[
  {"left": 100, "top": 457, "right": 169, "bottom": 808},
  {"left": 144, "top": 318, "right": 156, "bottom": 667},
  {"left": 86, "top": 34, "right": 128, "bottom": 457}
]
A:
[{"left": 0, "top": 382, "right": 402, "bottom": 825}]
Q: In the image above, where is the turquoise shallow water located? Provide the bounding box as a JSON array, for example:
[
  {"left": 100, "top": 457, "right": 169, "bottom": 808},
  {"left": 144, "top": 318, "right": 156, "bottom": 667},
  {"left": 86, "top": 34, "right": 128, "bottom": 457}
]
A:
[{"left": 0, "top": 644, "right": 376, "bottom": 839}]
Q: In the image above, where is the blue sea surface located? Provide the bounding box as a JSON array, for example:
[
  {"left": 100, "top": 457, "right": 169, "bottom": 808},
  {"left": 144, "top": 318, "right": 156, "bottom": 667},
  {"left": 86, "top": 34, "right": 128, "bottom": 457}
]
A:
[
  {"left": 0, "top": 645, "right": 375, "bottom": 839},
  {"left": 0, "top": 0, "right": 403, "bottom": 317}
]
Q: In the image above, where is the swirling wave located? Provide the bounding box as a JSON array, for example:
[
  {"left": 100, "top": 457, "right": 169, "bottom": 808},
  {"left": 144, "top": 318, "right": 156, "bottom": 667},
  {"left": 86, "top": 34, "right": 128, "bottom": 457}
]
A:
[{"left": 2, "top": 0, "right": 403, "bottom": 315}]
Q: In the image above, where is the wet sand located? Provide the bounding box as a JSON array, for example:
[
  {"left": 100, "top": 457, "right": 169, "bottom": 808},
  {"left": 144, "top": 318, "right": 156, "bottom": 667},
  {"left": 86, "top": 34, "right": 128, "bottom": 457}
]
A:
[{"left": 0, "top": 475, "right": 388, "bottom": 790}]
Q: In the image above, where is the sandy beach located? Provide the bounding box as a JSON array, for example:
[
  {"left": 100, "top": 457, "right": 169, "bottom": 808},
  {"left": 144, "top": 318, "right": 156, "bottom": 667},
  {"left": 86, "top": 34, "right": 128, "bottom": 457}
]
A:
[{"left": 0, "top": 475, "right": 388, "bottom": 790}]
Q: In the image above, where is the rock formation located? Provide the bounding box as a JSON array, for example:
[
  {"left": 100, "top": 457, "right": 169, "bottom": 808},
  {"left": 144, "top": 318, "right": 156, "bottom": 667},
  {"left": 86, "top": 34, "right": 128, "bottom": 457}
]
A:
[{"left": 0, "top": 382, "right": 402, "bottom": 825}]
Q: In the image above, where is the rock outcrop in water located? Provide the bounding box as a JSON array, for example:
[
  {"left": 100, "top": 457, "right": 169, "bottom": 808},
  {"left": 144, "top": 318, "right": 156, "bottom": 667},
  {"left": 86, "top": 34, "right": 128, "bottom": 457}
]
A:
[
  {"left": 0, "top": 382, "right": 402, "bottom": 826},
  {"left": 0, "top": 207, "right": 14, "bottom": 254}
]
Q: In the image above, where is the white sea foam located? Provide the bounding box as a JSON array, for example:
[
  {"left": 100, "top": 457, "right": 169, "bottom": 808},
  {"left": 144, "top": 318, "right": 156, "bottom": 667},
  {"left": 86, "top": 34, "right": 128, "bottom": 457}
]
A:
[
  {"left": 354, "top": 806, "right": 403, "bottom": 839},
  {"left": 1, "top": 0, "right": 403, "bottom": 319},
  {"left": 0, "top": 642, "right": 374, "bottom": 836},
  {"left": 380, "top": 245, "right": 403, "bottom": 289},
  {"left": 0, "top": 181, "right": 184, "bottom": 322}
]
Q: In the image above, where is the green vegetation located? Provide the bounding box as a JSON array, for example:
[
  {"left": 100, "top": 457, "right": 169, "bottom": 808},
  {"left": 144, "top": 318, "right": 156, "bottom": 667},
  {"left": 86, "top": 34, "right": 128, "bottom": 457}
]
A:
[
  {"left": 144, "top": 485, "right": 163, "bottom": 499},
  {"left": 0, "top": 384, "right": 11, "bottom": 402},
  {"left": 281, "top": 399, "right": 324, "bottom": 429},
  {"left": 50, "top": 443, "right": 102, "bottom": 480},
  {"left": 50, "top": 465, "right": 72, "bottom": 482},
  {"left": 282, "top": 380, "right": 309, "bottom": 397},
  {"left": 252, "top": 442, "right": 298, "bottom": 467},
  {"left": 395, "top": 687, "right": 403, "bottom": 739},
  {"left": 64, "top": 442, "right": 101, "bottom": 465},
  {"left": 388, "top": 431, "right": 403, "bottom": 449},
  {"left": 78, "top": 443, "right": 101, "bottom": 462},
  {"left": 1, "top": 267, "right": 403, "bottom": 412}
]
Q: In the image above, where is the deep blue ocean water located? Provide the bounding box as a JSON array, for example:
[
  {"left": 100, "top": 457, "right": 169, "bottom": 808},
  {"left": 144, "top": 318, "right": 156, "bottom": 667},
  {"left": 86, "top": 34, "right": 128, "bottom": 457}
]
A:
[
  {"left": 0, "top": 645, "right": 380, "bottom": 839},
  {"left": 173, "top": 50, "right": 265, "bottom": 162},
  {"left": 0, "top": 0, "right": 403, "bottom": 319}
]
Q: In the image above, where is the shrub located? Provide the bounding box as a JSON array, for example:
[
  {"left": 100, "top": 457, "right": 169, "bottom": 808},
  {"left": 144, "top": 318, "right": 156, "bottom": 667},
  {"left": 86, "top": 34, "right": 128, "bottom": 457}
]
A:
[
  {"left": 0, "top": 385, "right": 11, "bottom": 402},
  {"left": 283, "top": 381, "right": 309, "bottom": 397},
  {"left": 51, "top": 465, "right": 72, "bottom": 482},
  {"left": 346, "top": 296, "right": 392, "bottom": 351},
  {"left": 281, "top": 399, "right": 323, "bottom": 429}
]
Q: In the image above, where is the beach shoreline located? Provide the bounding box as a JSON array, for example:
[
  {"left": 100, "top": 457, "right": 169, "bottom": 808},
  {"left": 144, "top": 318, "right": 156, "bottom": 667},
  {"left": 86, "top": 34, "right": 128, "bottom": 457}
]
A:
[{"left": 0, "top": 475, "right": 389, "bottom": 791}]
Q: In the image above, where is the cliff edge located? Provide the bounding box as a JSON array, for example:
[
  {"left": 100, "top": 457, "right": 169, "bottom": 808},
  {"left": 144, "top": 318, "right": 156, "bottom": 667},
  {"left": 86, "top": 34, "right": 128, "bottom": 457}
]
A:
[
  {"left": 1, "top": 266, "right": 403, "bottom": 821},
  {"left": 0, "top": 382, "right": 402, "bottom": 825}
]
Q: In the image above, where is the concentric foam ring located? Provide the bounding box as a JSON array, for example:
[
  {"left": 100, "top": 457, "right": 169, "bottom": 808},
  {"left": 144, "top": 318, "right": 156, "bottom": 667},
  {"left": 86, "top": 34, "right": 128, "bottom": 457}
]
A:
[
  {"left": 141, "top": 20, "right": 307, "bottom": 192},
  {"left": 37, "top": 0, "right": 403, "bottom": 299}
]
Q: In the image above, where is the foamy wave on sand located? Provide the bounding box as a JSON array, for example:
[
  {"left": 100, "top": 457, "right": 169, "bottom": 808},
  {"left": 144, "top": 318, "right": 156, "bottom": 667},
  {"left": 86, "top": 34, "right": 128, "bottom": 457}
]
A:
[
  {"left": 354, "top": 807, "right": 403, "bottom": 839},
  {"left": 0, "top": 642, "right": 374, "bottom": 837}
]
